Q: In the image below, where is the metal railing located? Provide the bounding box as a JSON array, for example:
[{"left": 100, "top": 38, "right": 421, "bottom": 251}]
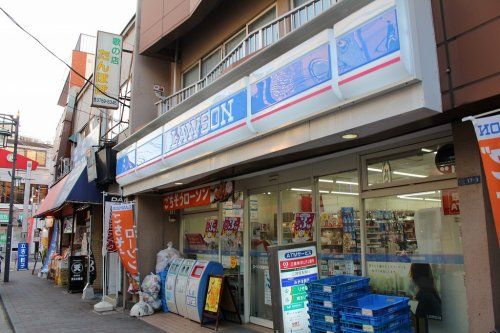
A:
[{"left": 159, "top": 0, "right": 340, "bottom": 114}]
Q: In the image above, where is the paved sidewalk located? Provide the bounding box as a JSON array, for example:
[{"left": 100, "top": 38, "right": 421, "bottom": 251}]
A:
[{"left": 0, "top": 269, "right": 162, "bottom": 333}]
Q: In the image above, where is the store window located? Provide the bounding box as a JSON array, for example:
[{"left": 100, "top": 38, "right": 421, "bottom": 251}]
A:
[
  {"left": 183, "top": 206, "right": 219, "bottom": 262},
  {"left": 317, "top": 171, "right": 361, "bottom": 277},
  {"left": 281, "top": 184, "right": 314, "bottom": 244},
  {"left": 364, "top": 188, "right": 468, "bottom": 332},
  {"left": 366, "top": 142, "right": 455, "bottom": 188},
  {"left": 221, "top": 192, "right": 245, "bottom": 314},
  {"left": 249, "top": 191, "right": 277, "bottom": 322}
]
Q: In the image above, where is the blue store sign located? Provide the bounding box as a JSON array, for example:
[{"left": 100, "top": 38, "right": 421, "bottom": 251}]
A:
[{"left": 17, "top": 242, "right": 29, "bottom": 270}]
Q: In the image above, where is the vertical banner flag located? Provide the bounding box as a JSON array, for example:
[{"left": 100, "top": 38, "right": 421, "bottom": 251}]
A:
[
  {"left": 111, "top": 203, "right": 138, "bottom": 275},
  {"left": 471, "top": 114, "right": 500, "bottom": 244},
  {"left": 92, "top": 31, "right": 123, "bottom": 109},
  {"left": 41, "top": 220, "right": 59, "bottom": 273}
]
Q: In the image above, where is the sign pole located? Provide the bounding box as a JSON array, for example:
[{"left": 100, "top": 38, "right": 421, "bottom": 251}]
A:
[{"left": 4, "top": 114, "right": 19, "bottom": 283}]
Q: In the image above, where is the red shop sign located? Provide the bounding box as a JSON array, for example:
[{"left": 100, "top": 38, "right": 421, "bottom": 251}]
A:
[{"left": 163, "top": 186, "right": 210, "bottom": 210}]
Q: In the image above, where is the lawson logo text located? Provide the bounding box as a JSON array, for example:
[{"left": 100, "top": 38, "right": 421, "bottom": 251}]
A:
[{"left": 478, "top": 121, "right": 500, "bottom": 137}]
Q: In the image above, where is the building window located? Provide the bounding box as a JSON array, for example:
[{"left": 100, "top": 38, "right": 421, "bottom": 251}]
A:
[
  {"left": 182, "top": 63, "right": 200, "bottom": 89},
  {"left": 224, "top": 29, "right": 246, "bottom": 55},
  {"left": 201, "top": 48, "right": 222, "bottom": 78},
  {"left": 4, "top": 147, "right": 47, "bottom": 167},
  {"left": 247, "top": 6, "right": 276, "bottom": 33}
]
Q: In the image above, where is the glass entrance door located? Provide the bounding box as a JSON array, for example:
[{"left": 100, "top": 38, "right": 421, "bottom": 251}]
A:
[{"left": 249, "top": 190, "right": 277, "bottom": 327}]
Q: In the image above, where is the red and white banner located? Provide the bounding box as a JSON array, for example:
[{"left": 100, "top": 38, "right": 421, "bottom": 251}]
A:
[
  {"left": 472, "top": 114, "right": 500, "bottom": 244},
  {"left": 163, "top": 186, "right": 210, "bottom": 210},
  {"left": 111, "top": 203, "right": 138, "bottom": 275}
]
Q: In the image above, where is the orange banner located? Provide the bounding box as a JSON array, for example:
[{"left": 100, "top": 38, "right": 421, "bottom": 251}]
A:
[
  {"left": 111, "top": 203, "right": 138, "bottom": 275},
  {"left": 472, "top": 115, "right": 500, "bottom": 245}
]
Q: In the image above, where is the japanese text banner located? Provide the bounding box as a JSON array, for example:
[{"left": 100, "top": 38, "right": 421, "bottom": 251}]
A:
[
  {"left": 472, "top": 114, "right": 500, "bottom": 245},
  {"left": 163, "top": 186, "right": 210, "bottom": 210},
  {"left": 111, "top": 203, "right": 138, "bottom": 275}
]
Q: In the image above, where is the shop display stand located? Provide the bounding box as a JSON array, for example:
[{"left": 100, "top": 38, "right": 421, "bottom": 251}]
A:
[{"left": 365, "top": 210, "right": 416, "bottom": 254}]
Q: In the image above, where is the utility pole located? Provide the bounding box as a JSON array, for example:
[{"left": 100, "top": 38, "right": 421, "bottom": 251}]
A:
[
  {"left": 4, "top": 114, "right": 19, "bottom": 282},
  {"left": 22, "top": 160, "right": 32, "bottom": 240}
]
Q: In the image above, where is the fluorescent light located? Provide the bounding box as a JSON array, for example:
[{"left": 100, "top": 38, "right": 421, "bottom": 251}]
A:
[
  {"left": 291, "top": 188, "right": 312, "bottom": 192},
  {"left": 336, "top": 180, "right": 358, "bottom": 186},
  {"left": 397, "top": 196, "right": 424, "bottom": 201},
  {"left": 319, "top": 190, "right": 330, "bottom": 194},
  {"left": 174, "top": 182, "right": 183, "bottom": 185},
  {"left": 330, "top": 191, "right": 358, "bottom": 196},
  {"left": 318, "top": 179, "right": 334, "bottom": 183},
  {"left": 421, "top": 148, "right": 433, "bottom": 153},
  {"left": 400, "top": 191, "right": 436, "bottom": 197},
  {"left": 267, "top": 192, "right": 271, "bottom": 195},
  {"left": 393, "top": 171, "right": 427, "bottom": 178},
  {"left": 342, "top": 133, "right": 358, "bottom": 139},
  {"left": 368, "top": 167, "right": 382, "bottom": 172},
  {"left": 424, "top": 198, "right": 441, "bottom": 202}
]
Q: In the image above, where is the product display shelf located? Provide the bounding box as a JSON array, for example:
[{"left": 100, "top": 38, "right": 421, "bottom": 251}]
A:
[{"left": 306, "top": 275, "right": 371, "bottom": 333}]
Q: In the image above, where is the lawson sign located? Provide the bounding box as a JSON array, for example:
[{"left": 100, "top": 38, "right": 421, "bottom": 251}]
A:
[{"left": 116, "top": 0, "right": 428, "bottom": 186}]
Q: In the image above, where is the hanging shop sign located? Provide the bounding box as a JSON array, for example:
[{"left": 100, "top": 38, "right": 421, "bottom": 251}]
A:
[
  {"left": 92, "top": 31, "right": 123, "bottom": 109},
  {"left": 163, "top": 181, "right": 235, "bottom": 211},
  {"left": 0, "top": 148, "right": 39, "bottom": 170},
  {"left": 111, "top": 203, "right": 138, "bottom": 275},
  {"left": 69, "top": 255, "right": 86, "bottom": 292},
  {"left": 17, "top": 242, "right": 29, "bottom": 270},
  {"left": 115, "top": 0, "right": 438, "bottom": 188},
  {"left": 41, "top": 220, "right": 59, "bottom": 273},
  {"left": 293, "top": 212, "right": 314, "bottom": 242},
  {"left": 268, "top": 242, "right": 319, "bottom": 333},
  {"left": 471, "top": 114, "right": 500, "bottom": 244}
]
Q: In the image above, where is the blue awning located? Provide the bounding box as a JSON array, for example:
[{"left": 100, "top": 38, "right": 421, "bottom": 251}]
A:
[{"left": 35, "top": 163, "right": 101, "bottom": 217}]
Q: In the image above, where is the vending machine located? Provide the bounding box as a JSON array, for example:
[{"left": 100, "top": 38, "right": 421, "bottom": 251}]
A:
[
  {"left": 185, "top": 260, "right": 224, "bottom": 323},
  {"left": 165, "top": 258, "right": 184, "bottom": 314},
  {"left": 174, "top": 259, "right": 196, "bottom": 317}
]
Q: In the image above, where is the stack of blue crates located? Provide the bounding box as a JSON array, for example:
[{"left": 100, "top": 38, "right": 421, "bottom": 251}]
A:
[
  {"left": 306, "top": 275, "right": 370, "bottom": 333},
  {"left": 339, "top": 294, "right": 411, "bottom": 333}
]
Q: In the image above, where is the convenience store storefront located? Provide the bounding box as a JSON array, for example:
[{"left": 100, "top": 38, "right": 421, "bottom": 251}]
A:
[{"left": 114, "top": 1, "right": 484, "bottom": 332}]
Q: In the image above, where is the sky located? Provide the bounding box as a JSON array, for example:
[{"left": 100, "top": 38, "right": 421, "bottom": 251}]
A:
[{"left": 0, "top": 0, "right": 136, "bottom": 143}]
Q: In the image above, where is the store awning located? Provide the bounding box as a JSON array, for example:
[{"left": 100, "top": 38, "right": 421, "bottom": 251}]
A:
[{"left": 35, "top": 163, "right": 101, "bottom": 217}]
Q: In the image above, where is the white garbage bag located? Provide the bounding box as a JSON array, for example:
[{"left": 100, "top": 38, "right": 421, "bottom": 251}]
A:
[{"left": 155, "top": 241, "right": 181, "bottom": 274}]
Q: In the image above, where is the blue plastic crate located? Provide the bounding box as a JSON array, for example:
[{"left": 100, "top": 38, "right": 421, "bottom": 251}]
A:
[
  {"left": 340, "top": 306, "right": 410, "bottom": 326},
  {"left": 341, "top": 313, "right": 411, "bottom": 333},
  {"left": 309, "top": 326, "right": 340, "bottom": 333},
  {"left": 306, "top": 275, "right": 370, "bottom": 295},
  {"left": 341, "top": 324, "right": 412, "bottom": 333},
  {"left": 308, "top": 311, "right": 339, "bottom": 324},
  {"left": 309, "top": 318, "right": 340, "bottom": 332},
  {"left": 340, "top": 294, "right": 410, "bottom": 318},
  {"left": 308, "top": 286, "right": 371, "bottom": 303},
  {"left": 308, "top": 304, "right": 341, "bottom": 317}
]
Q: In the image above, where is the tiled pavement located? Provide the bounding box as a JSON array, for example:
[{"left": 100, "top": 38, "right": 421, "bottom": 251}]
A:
[{"left": 0, "top": 269, "right": 162, "bottom": 333}]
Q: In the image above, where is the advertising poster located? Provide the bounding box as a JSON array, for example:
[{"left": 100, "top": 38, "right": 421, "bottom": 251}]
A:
[
  {"left": 264, "top": 269, "right": 272, "bottom": 306},
  {"left": 204, "top": 276, "right": 223, "bottom": 313},
  {"left": 278, "top": 245, "right": 318, "bottom": 332},
  {"left": 471, "top": 114, "right": 500, "bottom": 244},
  {"left": 17, "top": 242, "right": 28, "bottom": 270},
  {"left": 111, "top": 203, "right": 138, "bottom": 276},
  {"left": 441, "top": 189, "right": 460, "bottom": 215},
  {"left": 204, "top": 217, "right": 218, "bottom": 247},
  {"left": 41, "top": 220, "right": 59, "bottom": 273},
  {"left": 222, "top": 217, "right": 241, "bottom": 250},
  {"left": 69, "top": 256, "right": 85, "bottom": 292},
  {"left": 293, "top": 212, "right": 314, "bottom": 242}
]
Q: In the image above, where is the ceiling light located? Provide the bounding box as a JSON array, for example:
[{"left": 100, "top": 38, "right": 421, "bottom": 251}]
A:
[
  {"left": 330, "top": 191, "right": 358, "bottom": 196},
  {"left": 318, "top": 179, "right": 334, "bottom": 183},
  {"left": 291, "top": 188, "right": 312, "bottom": 192},
  {"left": 342, "top": 133, "right": 358, "bottom": 140},
  {"left": 393, "top": 171, "right": 427, "bottom": 178},
  {"left": 400, "top": 191, "right": 436, "bottom": 197},
  {"left": 174, "top": 182, "right": 183, "bottom": 185},
  {"left": 319, "top": 190, "right": 330, "bottom": 194},
  {"left": 421, "top": 148, "right": 433, "bottom": 153},
  {"left": 336, "top": 180, "right": 358, "bottom": 186},
  {"left": 397, "top": 196, "right": 424, "bottom": 201},
  {"left": 368, "top": 167, "right": 382, "bottom": 172},
  {"left": 424, "top": 198, "right": 441, "bottom": 202}
]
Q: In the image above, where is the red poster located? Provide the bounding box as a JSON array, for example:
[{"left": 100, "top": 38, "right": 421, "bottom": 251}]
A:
[
  {"left": 222, "top": 217, "right": 241, "bottom": 236},
  {"left": 111, "top": 203, "right": 138, "bottom": 276},
  {"left": 26, "top": 217, "right": 34, "bottom": 244},
  {"left": 163, "top": 186, "right": 210, "bottom": 210},
  {"left": 185, "top": 233, "right": 205, "bottom": 246},
  {"left": 441, "top": 189, "right": 460, "bottom": 215},
  {"left": 293, "top": 212, "right": 315, "bottom": 242}
]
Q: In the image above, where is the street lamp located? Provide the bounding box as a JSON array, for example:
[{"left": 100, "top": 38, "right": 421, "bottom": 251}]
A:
[{"left": 0, "top": 113, "right": 20, "bottom": 282}]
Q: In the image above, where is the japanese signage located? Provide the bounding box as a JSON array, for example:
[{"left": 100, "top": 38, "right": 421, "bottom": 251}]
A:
[
  {"left": 41, "top": 220, "right": 59, "bottom": 273},
  {"left": 17, "top": 242, "right": 29, "bottom": 270},
  {"left": 471, "top": 114, "right": 500, "bottom": 244},
  {"left": 0, "top": 212, "right": 8, "bottom": 223},
  {"left": 204, "top": 217, "right": 218, "bottom": 246},
  {"left": 277, "top": 245, "right": 318, "bottom": 333},
  {"left": 293, "top": 213, "right": 314, "bottom": 242},
  {"left": 103, "top": 194, "right": 123, "bottom": 255},
  {"left": 69, "top": 256, "right": 86, "bottom": 292},
  {"left": 441, "top": 189, "right": 460, "bottom": 216},
  {"left": 92, "top": 31, "right": 122, "bottom": 109},
  {"left": 164, "top": 186, "right": 210, "bottom": 210},
  {"left": 111, "top": 203, "right": 138, "bottom": 275}
]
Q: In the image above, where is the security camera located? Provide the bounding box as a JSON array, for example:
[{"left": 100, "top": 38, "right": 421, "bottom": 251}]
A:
[{"left": 153, "top": 84, "right": 167, "bottom": 100}]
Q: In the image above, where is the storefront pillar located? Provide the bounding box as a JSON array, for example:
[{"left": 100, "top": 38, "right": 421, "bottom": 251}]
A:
[{"left": 452, "top": 121, "right": 500, "bottom": 332}]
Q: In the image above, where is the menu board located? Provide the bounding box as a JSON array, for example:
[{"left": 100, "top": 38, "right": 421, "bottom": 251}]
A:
[{"left": 276, "top": 245, "right": 318, "bottom": 332}]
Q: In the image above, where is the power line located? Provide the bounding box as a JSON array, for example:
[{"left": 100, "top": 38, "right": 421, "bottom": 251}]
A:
[{"left": 0, "top": 6, "right": 129, "bottom": 109}]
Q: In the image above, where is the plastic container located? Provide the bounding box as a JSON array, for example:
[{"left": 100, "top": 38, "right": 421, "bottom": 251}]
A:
[
  {"left": 340, "top": 306, "right": 410, "bottom": 326},
  {"left": 309, "top": 318, "right": 340, "bottom": 332},
  {"left": 340, "top": 294, "right": 410, "bottom": 317},
  {"left": 340, "top": 313, "right": 411, "bottom": 333},
  {"left": 309, "top": 326, "right": 338, "bottom": 333},
  {"left": 308, "top": 311, "right": 338, "bottom": 325},
  {"left": 308, "top": 286, "right": 371, "bottom": 303},
  {"left": 306, "top": 275, "right": 370, "bottom": 295}
]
